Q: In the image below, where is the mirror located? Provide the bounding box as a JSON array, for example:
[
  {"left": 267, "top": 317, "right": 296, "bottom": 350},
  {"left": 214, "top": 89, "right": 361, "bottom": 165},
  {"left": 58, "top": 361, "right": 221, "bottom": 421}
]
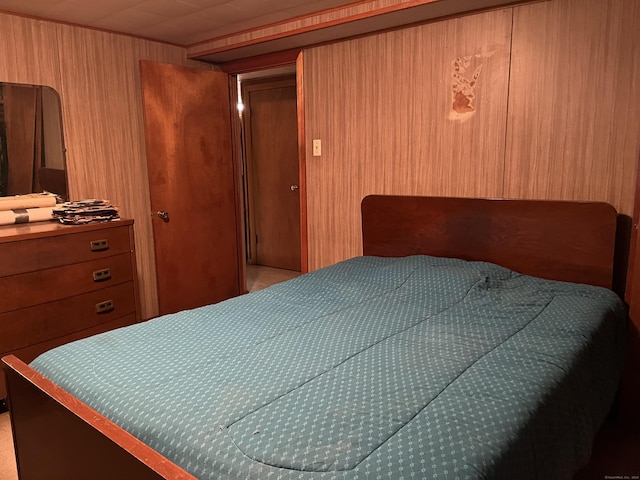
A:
[{"left": 0, "top": 82, "right": 68, "bottom": 200}]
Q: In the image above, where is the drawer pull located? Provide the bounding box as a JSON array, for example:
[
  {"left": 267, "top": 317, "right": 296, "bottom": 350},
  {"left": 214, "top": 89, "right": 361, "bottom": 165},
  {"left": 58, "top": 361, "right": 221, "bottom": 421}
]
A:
[
  {"left": 90, "top": 239, "right": 110, "bottom": 252},
  {"left": 92, "top": 268, "right": 112, "bottom": 282},
  {"left": 95, "top": 300, "right": 114, "bottom": 314}
]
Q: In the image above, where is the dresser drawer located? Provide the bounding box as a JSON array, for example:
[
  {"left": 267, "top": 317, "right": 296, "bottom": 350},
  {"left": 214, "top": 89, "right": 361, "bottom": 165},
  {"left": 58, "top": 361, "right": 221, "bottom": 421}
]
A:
[
  {"left": 0, "top": 222, "right": 131, "bottom": 276},
  {"left": 0, "top": 281, "right": 137, "bottom": 353},
  {"left": 0, "top": 253, "right": 134, "bottom": 313},
  {"left": 0, "top": 219, "right": 140, "bottom": 402},
  {"left": 0, "top": 312, "right": 138, "bottom": 399}
]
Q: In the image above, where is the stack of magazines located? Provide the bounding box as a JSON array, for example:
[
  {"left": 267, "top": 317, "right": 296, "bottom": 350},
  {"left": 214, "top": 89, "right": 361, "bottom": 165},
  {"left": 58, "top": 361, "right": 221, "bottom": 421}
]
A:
[{"left": 52, "top": 199, "right": 120, "bottom": 224}]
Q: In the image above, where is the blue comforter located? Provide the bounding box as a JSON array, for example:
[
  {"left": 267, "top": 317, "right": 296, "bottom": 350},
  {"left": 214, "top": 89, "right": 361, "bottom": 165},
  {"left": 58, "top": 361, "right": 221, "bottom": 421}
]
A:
[{"left": 31, "top": 255, "right": 626, "bottom": 479}]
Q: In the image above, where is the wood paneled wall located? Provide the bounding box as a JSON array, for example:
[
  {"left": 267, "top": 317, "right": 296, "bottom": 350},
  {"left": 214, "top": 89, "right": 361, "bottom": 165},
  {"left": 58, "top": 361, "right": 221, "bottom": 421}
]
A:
[
  {"left": 505, "top": 0, "right": 640, "bottom": 210},
  {"left": 0, "top": 12, "right": 206, "bottom": 319},
  {"left": 304, "top": 9, "right": 513, "bottom": 268},
  {"left": 1, "top": 0, "right": 638, "bottom": 316},
  {"left": 303, "top": 0, "right": 640, "bottom": 271}
]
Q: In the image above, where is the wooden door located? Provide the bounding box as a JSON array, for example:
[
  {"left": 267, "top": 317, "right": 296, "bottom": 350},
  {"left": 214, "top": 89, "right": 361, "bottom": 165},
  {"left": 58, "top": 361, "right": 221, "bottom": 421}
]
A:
[
  {"left": 244, "top": 76, "right": 301, "bottom": 271},
  {"left": 140, "top": 61, "right": 242, "bottom": 316}
]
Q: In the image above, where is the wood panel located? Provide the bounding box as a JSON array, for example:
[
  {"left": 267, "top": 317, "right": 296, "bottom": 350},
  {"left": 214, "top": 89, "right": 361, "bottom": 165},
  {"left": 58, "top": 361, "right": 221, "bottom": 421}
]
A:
[
  {"left": 2, "top": 0, "right": 639, "bottom": 318},
  {"left": 302, "top": 0, "right": 640, "bottom": 272},
  {"left": 303, "top": 9, "right": 512, "bottom": 270},
  {"left": 362, "top": 195, "right": 618, "bottom": 289},
  {"left": 0, "top": 11, "right": 208, "bottom": 319},
  {"left": 504, "top": 0, "right": 640, "bottom": 216},
  {"left": 0, "top": 14, "right": 63, "bottom": 87}
]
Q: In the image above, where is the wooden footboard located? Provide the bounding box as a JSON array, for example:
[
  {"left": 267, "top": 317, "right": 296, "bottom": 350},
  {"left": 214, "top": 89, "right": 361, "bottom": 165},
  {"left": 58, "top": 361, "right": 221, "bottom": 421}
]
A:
[{"left": 2, "top": 355, "right": 195, "bottom": 480}]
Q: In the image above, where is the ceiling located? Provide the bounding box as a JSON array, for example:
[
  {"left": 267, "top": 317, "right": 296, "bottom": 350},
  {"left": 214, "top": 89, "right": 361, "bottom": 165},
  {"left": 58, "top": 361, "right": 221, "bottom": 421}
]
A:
[
  {"left": 0, "top": 0, "right": 360, "bottom": 47},
  {"left": 0, "top": 0, "right": 536, "bottom": 64}
]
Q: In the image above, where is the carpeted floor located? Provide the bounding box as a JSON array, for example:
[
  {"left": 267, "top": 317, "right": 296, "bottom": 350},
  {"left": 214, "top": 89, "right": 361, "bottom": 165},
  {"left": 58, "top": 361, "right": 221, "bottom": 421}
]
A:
[
  {"left": 246, "top": 264, "right": 300, "bottom": 292},
  {"left": 0, "top": 412, "right": 17, "bottom": 480}
]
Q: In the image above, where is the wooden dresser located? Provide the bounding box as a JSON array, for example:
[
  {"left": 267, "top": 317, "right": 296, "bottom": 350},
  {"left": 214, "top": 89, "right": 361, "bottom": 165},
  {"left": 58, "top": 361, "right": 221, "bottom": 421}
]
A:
[{"left": 0, "top": 220, "right": 140, "bottom": 399}]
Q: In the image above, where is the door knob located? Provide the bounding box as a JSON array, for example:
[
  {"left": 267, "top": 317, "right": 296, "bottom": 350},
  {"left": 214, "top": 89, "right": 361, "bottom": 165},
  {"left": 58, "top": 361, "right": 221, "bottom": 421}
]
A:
[
  {"left": 157, "top": 210, "right": 170, "bottom": 222},
  {"left": 290, "top": 185, "right": 299, "bottom": 191}
]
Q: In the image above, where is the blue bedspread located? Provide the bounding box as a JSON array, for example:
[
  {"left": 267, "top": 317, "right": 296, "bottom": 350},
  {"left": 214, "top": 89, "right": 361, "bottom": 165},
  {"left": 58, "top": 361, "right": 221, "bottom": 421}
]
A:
[{"left": 31, "top": 255, "right": 626, "bottom": 479}]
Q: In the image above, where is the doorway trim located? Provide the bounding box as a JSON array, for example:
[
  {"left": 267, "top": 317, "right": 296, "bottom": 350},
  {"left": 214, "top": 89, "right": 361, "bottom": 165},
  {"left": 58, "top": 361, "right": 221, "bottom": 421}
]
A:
[
  {"left": 241, "top": 74, "right": 299, "bottom": 269},
  {"left": 228, "top": 50, "right": 308, "bottom": 274},
  {"left": 296, "top": 52, "right": 308, "bottom": 274}
]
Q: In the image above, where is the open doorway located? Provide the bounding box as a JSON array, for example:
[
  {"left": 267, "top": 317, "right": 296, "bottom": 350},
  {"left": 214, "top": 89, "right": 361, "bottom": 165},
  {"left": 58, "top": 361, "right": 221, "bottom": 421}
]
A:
[{"left": 236, "top": 67, "right": 302, "bottom": 292}]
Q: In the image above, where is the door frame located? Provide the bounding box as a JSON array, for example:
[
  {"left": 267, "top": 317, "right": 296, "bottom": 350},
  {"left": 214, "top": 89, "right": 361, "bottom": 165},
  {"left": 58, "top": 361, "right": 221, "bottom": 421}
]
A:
[
  {"left": 241, "top": 74, "right": 299, "bottom": 269},
  {"left": 226, "top": 51, "right": 308, "bottom": 275}
]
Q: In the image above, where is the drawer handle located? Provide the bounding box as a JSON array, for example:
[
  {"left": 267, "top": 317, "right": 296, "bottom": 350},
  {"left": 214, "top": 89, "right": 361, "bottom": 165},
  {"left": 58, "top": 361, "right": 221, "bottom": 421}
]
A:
[
  {"left": 92, "top": 268, "right": 112, "bottom": 282},
  {"left": 95, "top": 300, "right": 114, "bottom": 314},
  {"left": 90, "top": 239, "right": 110, "bottom": 252}
]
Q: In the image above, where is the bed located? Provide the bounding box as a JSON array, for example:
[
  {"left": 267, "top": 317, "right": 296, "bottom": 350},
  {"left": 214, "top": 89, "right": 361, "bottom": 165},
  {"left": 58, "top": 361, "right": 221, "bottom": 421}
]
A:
[{"left": 2, "top": 195, "right": 627, "bottom": 480}]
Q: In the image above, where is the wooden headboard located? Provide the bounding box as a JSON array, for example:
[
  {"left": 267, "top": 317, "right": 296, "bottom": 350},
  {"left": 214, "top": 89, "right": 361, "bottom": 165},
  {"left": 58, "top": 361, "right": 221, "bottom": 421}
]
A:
[{"left": 362, "top": 195, "right": 618, "bottom": 289}]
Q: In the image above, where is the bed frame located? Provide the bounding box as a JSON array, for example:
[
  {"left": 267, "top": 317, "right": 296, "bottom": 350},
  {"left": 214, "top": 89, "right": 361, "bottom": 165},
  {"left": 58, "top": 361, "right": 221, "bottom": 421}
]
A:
[
  {"left": 2, "top": 196, "right": 620, "bottom": 479},
  {"left": 362, "top": 195, "right": 618, "bottom": 289}
]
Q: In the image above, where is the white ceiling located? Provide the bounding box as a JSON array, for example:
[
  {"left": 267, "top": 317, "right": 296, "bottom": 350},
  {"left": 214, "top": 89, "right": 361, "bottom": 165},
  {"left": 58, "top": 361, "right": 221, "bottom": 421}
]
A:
[{"left": 0, "top": 0, "right": 360, "bottom": 47}]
